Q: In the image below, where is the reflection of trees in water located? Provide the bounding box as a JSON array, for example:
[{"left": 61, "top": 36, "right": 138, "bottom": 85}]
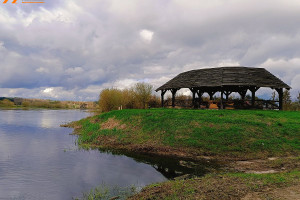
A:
[
  {"left": 153, "top": 164, "right": 178, "bottom": 179},
  {"left": 97, "top": 148, "right": 219, "bottom": 179},
  {"left": 134, "top": 155, "right": 218, "bottom": 179},
  {"left": 152, "top": 165, "right": 187, "bottom": 179}
]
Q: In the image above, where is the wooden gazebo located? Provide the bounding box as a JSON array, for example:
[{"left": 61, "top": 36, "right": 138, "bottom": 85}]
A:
[{"left": 155, "top": 67, "right": 291, "bottom": 110}]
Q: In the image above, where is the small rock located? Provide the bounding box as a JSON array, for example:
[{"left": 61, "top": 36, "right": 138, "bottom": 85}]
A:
[{"left": 246, "top": 170, "right": 277, "bottom": 174}]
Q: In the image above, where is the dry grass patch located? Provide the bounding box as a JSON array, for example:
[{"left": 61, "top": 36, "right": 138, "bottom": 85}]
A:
[
  {"left": 100, "top": 117, "right": 127, "bottom": 130},
  {"left": 242, "top": 185, "right": 300, "bottom": 200},
  {"left": 129, "top": 172, "right": 300, "bottom": 200}
]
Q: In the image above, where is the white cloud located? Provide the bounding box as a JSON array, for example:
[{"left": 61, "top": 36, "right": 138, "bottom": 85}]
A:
[
  {"left": 42, "top": 87, "right": 57, "bottom": 98},
  {"left": 36, "top": 67, "right": 49, "bottom": 73},
  {"left": 140, "top": 29, "right": 154, "bottom": 43},
  {"left": 43, "top": 88, "right": 53, "bottom": 93},
  {"left": 259, "top": 58, "right": 300, "bottom": 88},
  {"left": 113, "top": 79, "right": 138, "bottom": 89}
]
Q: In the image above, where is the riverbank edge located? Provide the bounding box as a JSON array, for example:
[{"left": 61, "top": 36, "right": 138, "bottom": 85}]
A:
[
  {"left": 64, "top": 109, "right": 300, "bottom": 199},
  {"left": 128, "top": 171, "right": 300, "bottom": 200}
]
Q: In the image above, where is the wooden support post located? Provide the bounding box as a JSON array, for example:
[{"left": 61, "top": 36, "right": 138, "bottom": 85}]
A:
[
  {"left": 196, "top": 90, "right": 203, "bottom": 108},
  {"left": 170, "top": 89, "right": 178, "bottom": 108},
  {"left": 240, "top": 93, "right": 245, "bottom": 100},
  {"left": 161, "top": 90, "right": 167, "bottom": 108},
  {"left": 172, "top": 92, "right": 175, "bottom": 108},
  {"left": 224, "top": 91, "right": 232, "bottom": 100},
  {"left": 250, "top": 87, "right": 259, "bottom": 108},
  {"left": 276, "top": 88, "right": 283, "bottom": 110},
  {"left": 251, "top": 90, "right": 255, "bottom": 107},
  {"left": 238, "top": 89, "right": 247, "bottom": 100},
  {"left": 220, "top": 90, "right": 224, "bottom": 109},
  {"left": 189, "top": 88, "right": 197, "bottom": 108}
]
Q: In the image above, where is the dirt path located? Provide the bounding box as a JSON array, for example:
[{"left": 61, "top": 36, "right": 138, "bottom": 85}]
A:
[{"left": 229, "top": 157, "right": 300, "bottom": 174}]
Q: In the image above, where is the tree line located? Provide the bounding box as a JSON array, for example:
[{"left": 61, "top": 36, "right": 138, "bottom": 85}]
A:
[
  {"left": 98, "top": 82, "right": 160, "bottom": 112},
  {"left": 0, "top": 97, "right": 96, "bottom": 109}
]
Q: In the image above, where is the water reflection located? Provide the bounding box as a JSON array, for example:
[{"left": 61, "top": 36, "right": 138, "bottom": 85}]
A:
[
  {"left": 96, "top": 148, "right": 219, "bottom": 179},
  {"left": 0, "top": 110, "right": 166, "bottom": 200}
]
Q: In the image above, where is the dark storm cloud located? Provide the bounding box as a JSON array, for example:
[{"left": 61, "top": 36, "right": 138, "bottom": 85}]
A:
[{"left": 0, "top": 0, "right": 299, "bottom": 100}]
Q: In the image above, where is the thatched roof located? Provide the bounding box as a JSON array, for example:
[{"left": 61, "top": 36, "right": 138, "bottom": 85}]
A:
[{"left": 156, "top": 67, "right": 290, "bottom": 91}]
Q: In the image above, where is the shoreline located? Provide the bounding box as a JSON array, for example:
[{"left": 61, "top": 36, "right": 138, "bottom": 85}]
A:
[{"left": 75, "top": 137, "right": 300, "bottom": 175}]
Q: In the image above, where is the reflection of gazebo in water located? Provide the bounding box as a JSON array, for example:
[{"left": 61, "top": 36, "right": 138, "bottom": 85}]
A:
[{"left": 156, "top": 67, "right": 291, "bottom": 110}]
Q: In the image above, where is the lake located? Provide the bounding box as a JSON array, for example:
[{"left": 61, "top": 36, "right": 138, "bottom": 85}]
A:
[{"left": 0, "top": 110, "right": 167, "bottom": 199}]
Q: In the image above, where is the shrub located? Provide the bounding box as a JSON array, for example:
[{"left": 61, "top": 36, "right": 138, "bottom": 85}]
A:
[
  {"left": 98, "top": 82, "right": 155, "bottom": 112},
  {"left": 0, "top": 99, "right": 15, "bottom": 107},
  {"left": 22, "top": 101, "right": 30, "bottom": 107},
  {"left": 121, "top": 88, "right": 136, "bottom": 109},
  {"left": 98, "top": 88, "right": 123, "bottom": 112}
]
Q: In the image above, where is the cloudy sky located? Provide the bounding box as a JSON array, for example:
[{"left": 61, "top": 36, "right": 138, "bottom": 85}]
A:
[{"left": 0, "top": 0, "right": 300, "bottom": 101}]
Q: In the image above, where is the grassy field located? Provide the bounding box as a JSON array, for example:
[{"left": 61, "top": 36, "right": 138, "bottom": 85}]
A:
[
  {"left": 69, "top": 109, "right": 300, "bottom": 199},
  {"left": 70, "top": 109, "right": 300, "bottom": 159}
]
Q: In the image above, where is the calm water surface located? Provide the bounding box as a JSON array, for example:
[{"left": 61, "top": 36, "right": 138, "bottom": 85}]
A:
[{"left": 0, "top": 110, "right": 166, "bottom": 200}]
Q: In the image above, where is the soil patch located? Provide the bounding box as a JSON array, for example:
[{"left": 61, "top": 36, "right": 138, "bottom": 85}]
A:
[
  {"left": 91, "top": 136, "right": 203, "bottom": 160},
  {"left": 230, "top": 157, "right": 300, "bottom": 173},
  {"left": 242, "top": 185, "right": 300, "bottom": 200}
]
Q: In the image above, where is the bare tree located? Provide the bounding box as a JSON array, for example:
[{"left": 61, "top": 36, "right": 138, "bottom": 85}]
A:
[
  {"left": 283, "top": 89, "right": 292, "bottom": 104},
  {"left": 271, "top": 91, "right": 277, "bottom": 101},
  {"left": 133, "top": 82, "right": 153, "bottom": 109},
  {"left": 283, "top": 89, "right": 292, "bottom": 110}
]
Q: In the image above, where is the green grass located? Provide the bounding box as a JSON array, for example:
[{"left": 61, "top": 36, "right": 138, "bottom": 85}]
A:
[
  {"left": 74, "top": 184, "right": 137, "bottom": 200},
  {"left": 73, "top": 109, "right": 300, "bottom": 158}
]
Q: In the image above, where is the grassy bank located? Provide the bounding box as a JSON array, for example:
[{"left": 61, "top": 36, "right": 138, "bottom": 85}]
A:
[
  {"left": 69, "top": 109, "right": 300, "bottom": 199},
  {"left": 70, "top": 109, "right": 300, "bottom": 159}
]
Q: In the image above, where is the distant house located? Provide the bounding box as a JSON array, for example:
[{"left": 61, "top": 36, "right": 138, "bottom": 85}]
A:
[{"left": 156, "top": 66, "right": 291, "bottom": 110}]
